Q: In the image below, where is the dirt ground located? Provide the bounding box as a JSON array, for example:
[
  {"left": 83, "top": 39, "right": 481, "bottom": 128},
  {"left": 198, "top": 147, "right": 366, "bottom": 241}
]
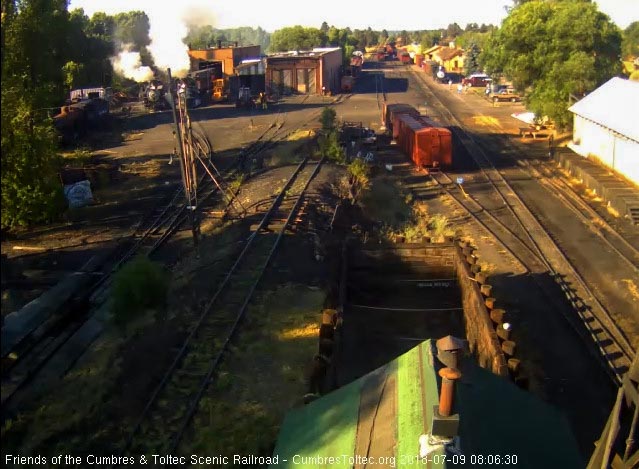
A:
[
  {"left": 1, "top": 64, "right": 626, "bottom": 464},
  {"left": 1, "top": 99, "right": 345, "bottom": 461}
]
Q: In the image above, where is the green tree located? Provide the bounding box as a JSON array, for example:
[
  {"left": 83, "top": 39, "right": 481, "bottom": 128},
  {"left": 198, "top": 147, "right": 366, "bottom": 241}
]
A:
[
  {"left": 420, "top": 31, "right": 439, "bottom": 51},
  {"left": 445, "top": 23, "right": 463, "bottom": 38},
  {"left": 270, "top": 26, "right": 324, "bottom": 51},
  {"left": 319, "top": 107, "right": 337, "bottom": 131},
  {"left": 111, "top": 256, "right": 170, "bottom": 326},
  {"left": 2, "top": 0, "right": 69, "bottom": 228},
  {"left": 622, "top": 21, "right": 639, "bottom": 58},
  {"left": 62, "top": 61, "right": 85, "bottom": 90},
  {"left": 481, "top": 0, "right": 621, "bottom": 128},
  {"left": 68, "top": 9, "right": 114, "bottom": 87},
  {"left": 464, "top": 43, "right": 481, "bottom": 75},
  {"left": 113, "top": 11, "right": 151, "bottom": 50}
]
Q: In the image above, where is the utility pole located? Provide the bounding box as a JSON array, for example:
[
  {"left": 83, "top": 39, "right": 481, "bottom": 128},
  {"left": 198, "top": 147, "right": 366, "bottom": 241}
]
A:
[{"left": 167, "top": 68, "right": 199, "bottom": 247}]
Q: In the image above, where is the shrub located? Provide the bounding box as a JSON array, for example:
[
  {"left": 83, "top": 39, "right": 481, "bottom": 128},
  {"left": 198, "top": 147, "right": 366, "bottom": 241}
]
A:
[
  {"left": 111, "top": 256, "right": 170, "bottom": 327},
  {"left": 346, "top": 159, "right": 371, "bottom": 203},
  {"left": 318, "top": 130, "right": 345, "bottom": 163},
  {"left": 1, "top": 97, "right": 65, "bottom": 228},
  {"left": 319, "top": 107, "right": 337, "bottom": 132},
  {"left": 429, "top": 214, "right": 450, "bottom": 238}
]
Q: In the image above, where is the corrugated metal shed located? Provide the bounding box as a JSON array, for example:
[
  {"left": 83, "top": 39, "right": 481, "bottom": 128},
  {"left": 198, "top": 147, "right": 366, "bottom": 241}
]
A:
[
  {"left": 568, "top": 77, "right": 639, "bottom": 142},
  {"left": 270, "top": 340, "right": 582, "bottom": 468}
]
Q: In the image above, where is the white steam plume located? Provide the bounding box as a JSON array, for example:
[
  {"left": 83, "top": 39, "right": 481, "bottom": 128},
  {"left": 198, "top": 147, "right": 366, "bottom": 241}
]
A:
[
  {"left": 111, "top": 46, "right": 154, "bottom": 82},
  {"left": 147, "top": 5, "right": 218, "bottom": 78}
]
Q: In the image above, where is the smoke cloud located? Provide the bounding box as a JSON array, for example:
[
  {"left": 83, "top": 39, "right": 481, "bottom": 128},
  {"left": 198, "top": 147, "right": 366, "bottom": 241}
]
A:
[
  {"left": 147, "top": 4, "right": 218, "bottom": 77},
  {"left": 111, "top": 46, "right": 154, "bottom": 82},
  {"left": 107, "top": 1, "right": 218, "bottom": 80}
]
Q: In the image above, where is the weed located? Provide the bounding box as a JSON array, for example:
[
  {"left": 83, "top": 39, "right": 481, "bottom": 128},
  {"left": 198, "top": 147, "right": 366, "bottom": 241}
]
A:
[
  {"left": 319, "top": 107, "right": 337, "bottom": 132},
  {"left": 429, "top": 214, "right": 450, "bottom": 237},
  {"left": 111, "top": 256, "right": 170, "bottom": 327},
  {"left": 61, "top": 147, "right": 92, "bottom": 168},
  {"left": 347, "top": 159, "right": 371, "bottom": 202},
  {"left": 318, "top": 130, "right": 345, "bottom": 163},
  {"left": 229, "top": 174, "right": 245, "bottom": 193}
]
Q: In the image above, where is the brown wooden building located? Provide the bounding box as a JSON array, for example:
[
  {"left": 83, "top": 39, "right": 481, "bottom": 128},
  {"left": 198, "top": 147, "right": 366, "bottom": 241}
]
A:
[
  {"left": 188, "top": 44, "right": 261, "bottom": 78},
  {"left": 265, "top": 47, "right": 342, "bottom": 95}
]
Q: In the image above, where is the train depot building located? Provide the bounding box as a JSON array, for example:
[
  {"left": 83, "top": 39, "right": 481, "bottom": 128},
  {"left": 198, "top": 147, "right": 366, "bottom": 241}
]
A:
[
  {"left": 188, "top": 43, "right": 261, "bottom": 78},
  {"left": 265, "top": 47, "right": 342, "bottom": 95},
  {"left": 568, "top": 77, "right": 639, "bottom": 186}
]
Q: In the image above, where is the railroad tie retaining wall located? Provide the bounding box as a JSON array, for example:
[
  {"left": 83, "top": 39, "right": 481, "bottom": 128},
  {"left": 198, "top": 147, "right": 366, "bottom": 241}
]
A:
[{"left": 454, "top": 241, "right": 509, "bottom": 378}]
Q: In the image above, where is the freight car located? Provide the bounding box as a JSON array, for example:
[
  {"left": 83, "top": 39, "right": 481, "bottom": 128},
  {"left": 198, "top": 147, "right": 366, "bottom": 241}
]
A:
[
  {"left": 395, "top": 113, "right": 452, "bottom": 169},
  {"left": 382, "top": 103, "right": 419, "bottom": 138},
  {"left": 54, "top": 98, "right": 109, "bottom": 144},
  {"left": 383, "top": 103, "right": 452, "bottom": 169}
]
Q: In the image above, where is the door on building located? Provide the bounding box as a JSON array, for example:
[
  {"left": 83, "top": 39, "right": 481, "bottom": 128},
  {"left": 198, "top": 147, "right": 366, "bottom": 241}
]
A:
[
  {"left": 282, "top": 69, "right": 292, "bottom": 95},
  {"left": 296, "top": 68, "right": 316, "bottom": 94}
]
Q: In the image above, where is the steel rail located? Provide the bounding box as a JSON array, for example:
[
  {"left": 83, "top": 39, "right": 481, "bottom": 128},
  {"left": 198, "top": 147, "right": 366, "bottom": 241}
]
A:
[
  {"left": 406, "top": 65, "right": 635, "bottom": 380},
  {"left": 115, "top": 154, "right": 319, "bottom": 464},
  {"left": 166, "top": 155, "right": 326, "bottom": 457},
  {"left": 431, "top": 171, "right": 625, "bottom": 384}
]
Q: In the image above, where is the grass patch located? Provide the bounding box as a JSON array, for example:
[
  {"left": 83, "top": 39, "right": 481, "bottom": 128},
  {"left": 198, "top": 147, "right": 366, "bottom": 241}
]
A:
[
  {"left": 1, "top": 326, "right": 126, "bottom": 456},
  {"left": 60, "top": 147, "right": 92, "bottom": 168},
  {"left": 111, "top": 256, "right": 170, "bottom": 327},
  {"left": 360, "top": 176, "right": 411, "bottom": 227},
  {"left": 268, "top": 131, "right": 315, "bottom": 167},
  {"left": 183, "top": 283, "right": 324, "bottom": 460},
  {"left": 621, "top": 279, "right": 639, "bottom": 301}
]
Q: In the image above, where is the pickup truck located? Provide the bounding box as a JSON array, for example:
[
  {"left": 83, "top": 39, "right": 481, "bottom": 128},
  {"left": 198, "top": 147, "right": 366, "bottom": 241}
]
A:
[{"left": 491, "top": 89, "right": 522, "bottom": 102}]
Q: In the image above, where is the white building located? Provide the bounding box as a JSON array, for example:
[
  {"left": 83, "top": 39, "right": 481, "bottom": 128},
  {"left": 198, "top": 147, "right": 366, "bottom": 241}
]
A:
[{"left": 568, "top": 77, "right": 639, "bottom": 185}]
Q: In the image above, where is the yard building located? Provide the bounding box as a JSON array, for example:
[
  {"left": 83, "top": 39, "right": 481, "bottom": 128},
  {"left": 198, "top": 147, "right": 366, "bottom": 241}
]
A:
[
  {"left": 568, "top": 77, "right": 639, "bottom": 185},
  {"left": 265, "top": 47, "right": 342, "bottom": 96},
  {"left": 270, "top": 339, "right": 582, "bottom": 468},
  {"left": 188, "top": 43, "right": 261, "bottom": 78}
]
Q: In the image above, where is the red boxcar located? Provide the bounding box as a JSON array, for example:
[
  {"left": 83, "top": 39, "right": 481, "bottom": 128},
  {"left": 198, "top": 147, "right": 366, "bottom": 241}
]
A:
[
  {"left": 396, "top": 114, "right": 452, "bottom": 169},
  {"left": 382, "top": 103, "right": 419, "bottom": 138}
]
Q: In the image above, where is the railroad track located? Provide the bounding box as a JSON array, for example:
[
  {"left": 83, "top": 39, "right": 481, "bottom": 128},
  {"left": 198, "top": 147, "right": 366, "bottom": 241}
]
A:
[
  {"left": 0, "top": 114, "right": 285, "bottom": 417},
  {"left": 2, "top": 93, "right": 340, "bottom": 453},
  {"left": 115, "top": 154, "right": 325, "bottom": 465},
  {"left": 404, "top": 65, "right": 635, "bottom": 383},
  {"left": 464, "top": 119, "right": 639, "bottom": 273},
  {"left": 478, "top": 132, "right": 639, "bottom": 275}
]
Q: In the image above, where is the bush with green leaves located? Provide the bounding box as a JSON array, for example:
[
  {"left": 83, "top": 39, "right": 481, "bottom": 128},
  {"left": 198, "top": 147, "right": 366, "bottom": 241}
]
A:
[
  {"left": 1, "top": 94, "right": 66, "bottom": 228},
  {"left": 111, "top": 256, "right": 170, "bottom": 326},
  {"left": 318, "top": 130, "right": 345, "bottom": 163},
  {"left": 428, "top": 214, "right": 450, "bottom": 239},
  {"left": 346, "top": 159, "right": 371, "bottom": 202},
  {"left": 319, "top": 107, "right": 337, "bottom": 132}
]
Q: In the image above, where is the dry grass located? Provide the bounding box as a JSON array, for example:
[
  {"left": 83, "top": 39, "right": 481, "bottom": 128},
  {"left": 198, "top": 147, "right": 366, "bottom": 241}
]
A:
[
  {"left": 621, "top": 279, "right": 639, "bottom": 301},
  {"left": 0, "top": 318, "right": 130, "bottom": 455},
  {"left": 267, "top": 131, "right": 315, "bottom": 167},
  {"left": 478, "top": 261, "right": 496, "bottom": 276},
  {"left": 123, "top": 131, "right": 144, "bottom": 141},
  {"left": 606, "top": 203, "right": 620, "bottom": 218},
  {"left": 183, "top": 283, "right": 324, "bottom": 462},
  {"left": 360, "top": 176, "right": 411, "bottom": 227}
]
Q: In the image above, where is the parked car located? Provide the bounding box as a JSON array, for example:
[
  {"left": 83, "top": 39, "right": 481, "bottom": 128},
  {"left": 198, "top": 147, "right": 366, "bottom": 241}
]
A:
[
  {"left": 438, "top": 72, "right": 464, "bottom": 84},
  {"left": 491, "top": 89, "right": 522, "bottom": 102},
  {"left": 462, "top": 75, "right": 492, "bottom": 87}
]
